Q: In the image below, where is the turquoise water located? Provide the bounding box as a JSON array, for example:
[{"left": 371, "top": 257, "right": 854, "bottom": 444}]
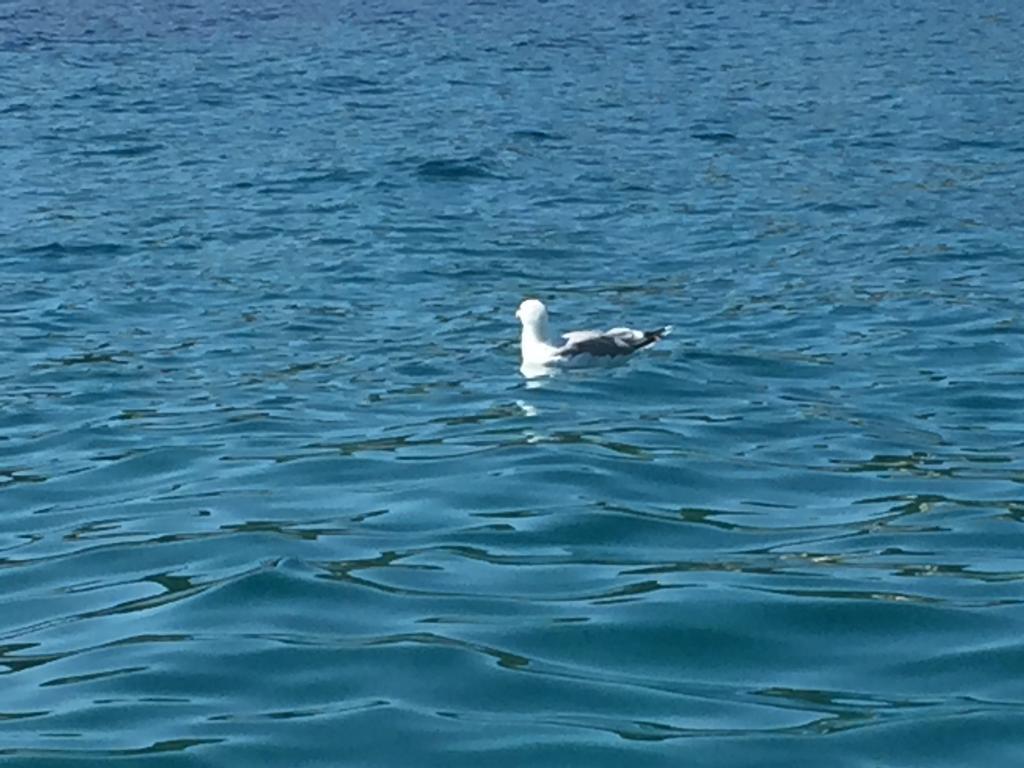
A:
[{"left": 3, "top": 1, "right": 1024, "bottom": 765}]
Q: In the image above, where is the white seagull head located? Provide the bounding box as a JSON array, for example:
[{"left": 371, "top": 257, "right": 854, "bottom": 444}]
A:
[{"left": 515, "top": 298, "right": 549, "bottom": 337}]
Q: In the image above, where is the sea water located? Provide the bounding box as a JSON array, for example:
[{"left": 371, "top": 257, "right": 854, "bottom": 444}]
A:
[{"left": 2, "top": 1, "right": 1024, "bottom": 765}]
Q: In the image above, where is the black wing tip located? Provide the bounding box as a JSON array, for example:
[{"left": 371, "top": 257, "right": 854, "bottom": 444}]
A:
[{"left": 642, "top": 325, "right": 673, "bottom": 345}]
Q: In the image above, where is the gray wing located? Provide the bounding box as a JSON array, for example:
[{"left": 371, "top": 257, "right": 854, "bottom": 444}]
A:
[{"left": 556, "top": 327, "right": 668, "bottom": 359}]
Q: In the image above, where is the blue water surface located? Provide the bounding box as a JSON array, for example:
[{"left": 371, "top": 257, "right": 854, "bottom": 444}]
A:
[{"left": 2, "top": 0, "right": 1024, "bottom": 765}]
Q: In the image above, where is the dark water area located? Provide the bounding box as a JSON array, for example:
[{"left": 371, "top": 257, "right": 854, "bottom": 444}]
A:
[{"left": 2, "top": 0, "right": 1024, "bottom": 765}]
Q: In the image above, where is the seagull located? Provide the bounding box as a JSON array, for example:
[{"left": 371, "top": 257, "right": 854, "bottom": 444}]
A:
[{"left": 515, "top": 298, "right": 671, "bottom": 373}]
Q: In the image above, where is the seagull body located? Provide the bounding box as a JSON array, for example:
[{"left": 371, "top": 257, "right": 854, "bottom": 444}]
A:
[{"left": 515, "top": 299, "right": 670, "bottom": 371}]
